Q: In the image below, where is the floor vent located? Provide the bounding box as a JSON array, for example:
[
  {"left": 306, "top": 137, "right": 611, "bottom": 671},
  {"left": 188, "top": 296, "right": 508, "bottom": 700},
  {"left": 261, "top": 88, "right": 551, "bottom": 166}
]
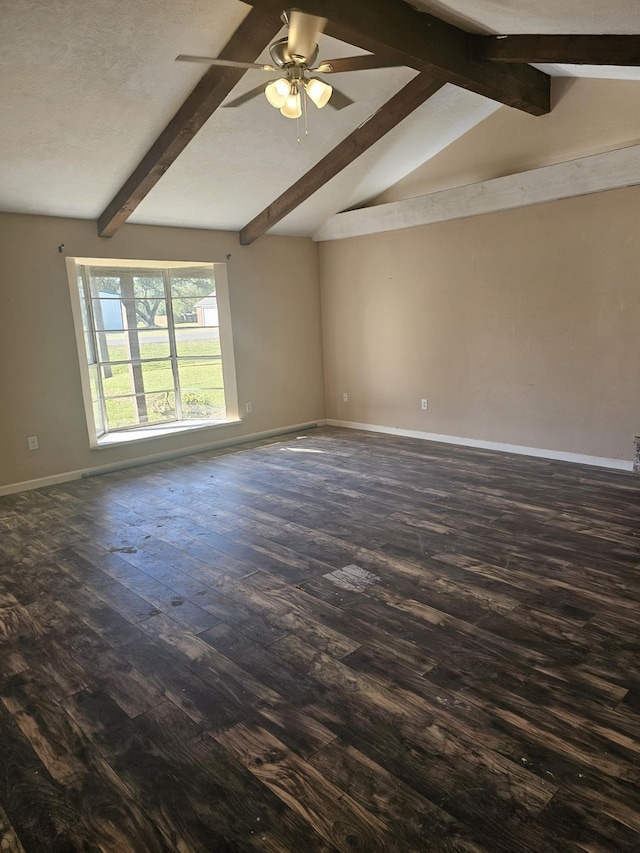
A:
[{"left": 324, "top": 564, "right": 380, "bottom": 592}]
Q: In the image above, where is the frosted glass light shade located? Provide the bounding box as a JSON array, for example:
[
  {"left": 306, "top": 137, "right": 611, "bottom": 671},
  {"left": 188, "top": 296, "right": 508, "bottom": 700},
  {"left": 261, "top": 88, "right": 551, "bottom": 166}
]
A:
[
  {"left": 280, "top": 90, "right": 302, "bottom": 119},
  {"left": 265, "top": 78, "right": 291, "bottom": 108},
  {"left": 305, "top": 77, "right": 332, "bottom": 109}
]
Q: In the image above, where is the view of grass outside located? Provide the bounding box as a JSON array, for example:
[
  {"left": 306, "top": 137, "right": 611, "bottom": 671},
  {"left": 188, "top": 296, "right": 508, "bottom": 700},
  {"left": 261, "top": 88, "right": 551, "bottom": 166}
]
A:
[{"left": 97, "top": 337, "right": 225, "bottom": 429}]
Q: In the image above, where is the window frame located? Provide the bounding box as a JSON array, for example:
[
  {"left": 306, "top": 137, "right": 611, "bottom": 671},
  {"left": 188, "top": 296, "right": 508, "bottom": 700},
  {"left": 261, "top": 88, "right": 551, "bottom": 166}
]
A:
[{"left": 67, "top": 257, "right": 239, "bottom": 448}]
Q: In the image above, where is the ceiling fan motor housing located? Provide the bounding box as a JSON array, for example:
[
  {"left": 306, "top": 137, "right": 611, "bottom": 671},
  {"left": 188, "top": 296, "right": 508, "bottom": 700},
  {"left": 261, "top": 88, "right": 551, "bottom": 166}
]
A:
[{"left": 269, "top": 37, "right": 319, "bottom": 68}]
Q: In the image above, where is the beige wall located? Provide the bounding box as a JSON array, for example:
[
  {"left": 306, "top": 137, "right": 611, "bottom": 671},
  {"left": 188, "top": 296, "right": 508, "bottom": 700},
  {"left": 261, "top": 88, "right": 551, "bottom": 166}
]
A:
[
  {"left": 375, "top": 78, "right": 640, "bottom": 204},
  {"left": 320, "top": 185, "right": 640, "bottom": 462},
  {"left": 0, "top": 213, "right": 324, "bottom": 489}
]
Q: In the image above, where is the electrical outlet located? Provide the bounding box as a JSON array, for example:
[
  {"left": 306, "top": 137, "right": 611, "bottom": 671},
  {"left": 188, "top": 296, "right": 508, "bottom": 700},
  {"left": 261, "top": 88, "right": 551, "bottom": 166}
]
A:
[
  {"left": 421, "top": 399, "right": 428, "bottom": 411},
  {"left": 27, "top": 435, "right": 39, "bottom": 451},
  {"left": 245, "top": 402, "right": 253, "bottom": 413},
  {"left": 343, "top": 392, "right": 349, "bottom": 403}
]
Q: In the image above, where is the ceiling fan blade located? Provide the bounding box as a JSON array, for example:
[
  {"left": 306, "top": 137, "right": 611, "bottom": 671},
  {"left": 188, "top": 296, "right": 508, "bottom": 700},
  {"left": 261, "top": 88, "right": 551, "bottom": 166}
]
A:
[
  {"left": 223, "top": 83, "right": 269, "bottom": 108},
  {"left": 287, "top": 10, "right": 327, "bottom": 62},
  {"left": 327, "top": 87, "right": 355, "bottom": 110},
  {"left": 316, "top": 55, "right": 404, "bottom": 73},
  {"left": 175, "top": 55, "right": 275, "bottom": 71}
]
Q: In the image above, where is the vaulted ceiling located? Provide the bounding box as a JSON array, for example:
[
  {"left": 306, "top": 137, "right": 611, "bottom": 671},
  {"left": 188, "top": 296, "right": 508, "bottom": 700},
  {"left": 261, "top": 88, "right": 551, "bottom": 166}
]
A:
[{"left": 2, "top": 0, "right": 640, "bottom": 244}]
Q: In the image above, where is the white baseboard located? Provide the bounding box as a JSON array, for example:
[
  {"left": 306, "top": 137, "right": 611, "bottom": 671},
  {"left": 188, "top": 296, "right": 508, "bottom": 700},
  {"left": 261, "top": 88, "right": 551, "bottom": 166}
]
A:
[
  {"left": 0, "top": 421, "right": 323, "bottom": 497},
  {"left": 0, "top": 470, "right": 88, "bottom": 497},
  {"left": 326, "top": 419, "right": 633, "bottom": 472}
]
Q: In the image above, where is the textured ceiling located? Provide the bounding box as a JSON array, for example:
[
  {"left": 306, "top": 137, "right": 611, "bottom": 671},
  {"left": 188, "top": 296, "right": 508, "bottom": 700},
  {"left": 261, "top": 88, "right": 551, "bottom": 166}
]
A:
[{"left": 2, "top": 0, "right": 640, "bottom": 238}]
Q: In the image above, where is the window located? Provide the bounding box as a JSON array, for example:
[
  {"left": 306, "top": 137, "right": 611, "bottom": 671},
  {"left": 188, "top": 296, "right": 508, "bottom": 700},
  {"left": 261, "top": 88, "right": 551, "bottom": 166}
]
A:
[{"left": 68, "top": 258, "right": 238, "bottom": 446}]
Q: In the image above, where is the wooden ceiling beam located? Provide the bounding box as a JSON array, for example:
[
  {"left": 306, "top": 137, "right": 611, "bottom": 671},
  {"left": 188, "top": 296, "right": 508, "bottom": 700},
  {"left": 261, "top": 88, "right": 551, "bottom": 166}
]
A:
[
  {"left": 473, "top": 34, "right": 640, "bottom": 66},
  {"left": 239, "top": 73, "right": 444, "bottom": 246},
  {"left": 97, "top": 6, "right": 283, "bottom": 237},
  {"left": 242, "top": 0, "right": 550, "bottom": 116}
]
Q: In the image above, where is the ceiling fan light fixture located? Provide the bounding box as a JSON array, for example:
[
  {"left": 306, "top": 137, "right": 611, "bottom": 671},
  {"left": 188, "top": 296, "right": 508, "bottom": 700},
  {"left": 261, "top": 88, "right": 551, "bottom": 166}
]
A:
[
  {"left": 265, "top": 77, "right": 291, "bottom": 109},
  {"left": 305, "top": 77, "right": 332, "bottom": 109},
  {"left": 280, "top": 87, "right": 302, "bottom": 119}
]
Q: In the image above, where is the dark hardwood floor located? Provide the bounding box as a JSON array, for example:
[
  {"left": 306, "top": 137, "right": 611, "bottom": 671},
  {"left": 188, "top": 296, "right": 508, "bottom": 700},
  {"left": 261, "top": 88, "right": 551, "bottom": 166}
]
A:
[{"left": 1, "top": 426, "right": 640, "bottom": 852}]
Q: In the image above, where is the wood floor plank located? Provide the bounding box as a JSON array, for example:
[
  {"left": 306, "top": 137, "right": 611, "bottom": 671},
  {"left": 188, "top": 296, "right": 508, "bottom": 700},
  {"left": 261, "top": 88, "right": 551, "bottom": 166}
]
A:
[
  {"left": 200, "top": 622, "right": 338, "bottom": 757},
  {"left": 56, "top": 543, "right": 221, "bottom": 633},
  {"left": 0, "top": 802, "right": 27, "bottom": 853},
  {"left": 300, "top": 699, "right": 578, "bottom": 853},
  {"left": 80, "top": 601, "right": 244, "bottom": 732},
  {"left": 0, "top": 697, "right": 106, "bottom": 852},
  {"left": 540, "top": 788, "right": 640, "bottom": 853},
  {"left": 0, "top": 672, "right": 179, "bottom": 852},
  {"left": 308, "top": 739, "right": 489, "bottom": 853},
  {"left": 211, "top": 572, "right": 362, "bottom": 659},
  {"left": 23, "top": 593, "right": 166, "bottom": 717},
  {"left": 216, "top": 721, "right": 389, "bottom": 851},
  {"left": 65, "top": 689, "right": 335, "bottom": 852},
  {"left": 137, "top": 610, "right": 288, "bottom": 714},
  {"left": 269, "top": 633, "right": 560, "bottom": 816}
]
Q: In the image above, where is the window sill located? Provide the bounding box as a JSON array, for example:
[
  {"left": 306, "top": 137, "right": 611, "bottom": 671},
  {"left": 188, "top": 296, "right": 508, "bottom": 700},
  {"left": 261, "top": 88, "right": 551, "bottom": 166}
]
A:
[{"left": 93, "top": 418, "right": 242, "bottom": 449}]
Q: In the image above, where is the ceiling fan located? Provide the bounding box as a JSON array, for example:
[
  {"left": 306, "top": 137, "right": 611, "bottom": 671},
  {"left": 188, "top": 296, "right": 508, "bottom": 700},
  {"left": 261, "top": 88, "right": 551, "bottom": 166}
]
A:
[{"left": 176, "top": 8, "right": 401, "bottom": 118}]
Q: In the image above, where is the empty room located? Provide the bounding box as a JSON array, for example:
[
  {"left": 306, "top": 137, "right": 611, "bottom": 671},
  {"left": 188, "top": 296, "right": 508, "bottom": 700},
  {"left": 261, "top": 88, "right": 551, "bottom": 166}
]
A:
[{"left": 2, "top": 1, "right": 640, "bottom": 851}]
